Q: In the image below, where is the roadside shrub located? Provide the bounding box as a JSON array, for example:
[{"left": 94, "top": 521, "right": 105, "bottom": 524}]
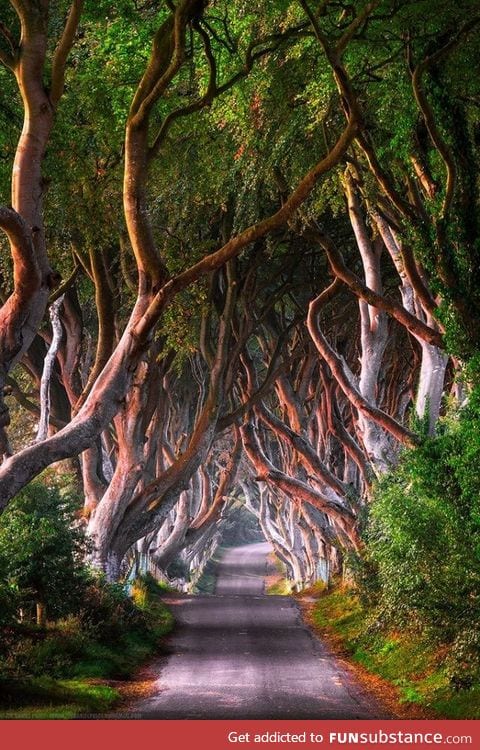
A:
[
  {"left": 0, "top": 576, "right": 173, "bottom": 682},
  {"left": 4, "top": 628, "right": 85, "bottom": 679},
  {"left": 0, "top": 482, "right": 89, "bottom": 624},
  {"left": 0, "top": 580, "right": 17, "bottom": 630},
  {"left": 0, "top": 482, "right": 173, "bottom": 686},
  {"left": 358, "top": 390, "right": 480, "bottom": 684},
  {"left": 78, "top": 579, "right": 143, "bottom": 641}
]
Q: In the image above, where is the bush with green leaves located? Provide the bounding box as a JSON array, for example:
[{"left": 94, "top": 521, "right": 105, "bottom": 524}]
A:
[
  {"left": 0, "top": 580, "right": 17, "bottom": 629},
  {"left": 78, "top": 577, "right": 151, "bottom": 642},
  {"left": 0, "top": 482, "right": 89, "bottom": 624},
  {"left": 360, "top": 390, "right": 480, "bottom": 685},
  {"left": 0, "top": 482, "right": 174, "bottom": 688}
]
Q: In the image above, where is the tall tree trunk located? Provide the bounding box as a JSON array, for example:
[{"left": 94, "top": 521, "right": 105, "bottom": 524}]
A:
[{"left": 0, "top": 2, "right": 83, "bottom": 456}]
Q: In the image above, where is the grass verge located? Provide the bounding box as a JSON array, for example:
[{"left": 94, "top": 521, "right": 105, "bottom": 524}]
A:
[
  {"left": 0, "top": 677, "right": 118, "bottom": 719},
  {"left": 305, "top": 586, "right": 480, "bottom": 719},
  {"left": 0, "top": 575, "right": 174, "bottom": 719}
]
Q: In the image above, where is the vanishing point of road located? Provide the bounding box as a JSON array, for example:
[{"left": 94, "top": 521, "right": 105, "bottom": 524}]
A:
[{"left": 132, "top": 542, "right": 388, "bottom": 719}]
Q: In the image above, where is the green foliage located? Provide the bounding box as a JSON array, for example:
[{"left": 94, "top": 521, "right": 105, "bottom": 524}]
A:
[
  {"left": 0, "top": 480, "right": 173, "bottom": 715},
  {"left": 267, "top": 578, "right": 293, "bottom": 595},
  {"left": 357, "top": 390, "right": 480, "bottom": 686},
  {"left": 408, "top": 398, "right": 431, "bottom": 438},
  {"left": 0, "top": 570, "right": 173, "bottom": 716},
  {"left": 0, "top": 579, "right": 16, "bottom": 629},
  {"left": 0, "top": 482, "right": 89, "bottom": 621},
  {"left": 0, "top": 570, "right": 173, "bottom": 678},
  {"left": 0, "top": 677, "right": 119, "bottom": 719},
  {"left": 313, "top": 587, "right": 480, "bottom": 718}
]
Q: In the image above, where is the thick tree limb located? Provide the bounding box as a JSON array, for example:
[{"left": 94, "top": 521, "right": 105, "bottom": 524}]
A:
[
  {"left": 255, "top": 402, "right": 349, "bottom": 498},
  {"left": 0, "top": 207, "right": 39, "bottom": 293},
  {"left": 50, "top": 0, "right": 84, "bottom": 107},
  {"left": 240, "top": 422, "right": 358, "bottom": 546},
  {"left": 411, "top": 18, "right": 480, "bottom": 219},
  {"left": 134, "top": 114, "right": 359, "bottom": 336},
  {"left": 130, "top": 0, "right": 198, "bottom": 128},
  {"left": 307, "top": 293, "right": 419, "bottom": 447},
  {"left": 185, "top": 428, "right": 241, "bottom": 542},
  {"left": 305, "top": 227, "right": 443, "bottom": 348}
]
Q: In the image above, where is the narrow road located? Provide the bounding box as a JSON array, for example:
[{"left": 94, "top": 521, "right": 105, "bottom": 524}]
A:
[{"left": 133, "top": 542, "right": 388, "bottom": 719}]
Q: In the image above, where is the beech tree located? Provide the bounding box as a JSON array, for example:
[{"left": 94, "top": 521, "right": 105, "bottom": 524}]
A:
[{"left": 0, "top": 0, "right": 479, "bottom": 586}]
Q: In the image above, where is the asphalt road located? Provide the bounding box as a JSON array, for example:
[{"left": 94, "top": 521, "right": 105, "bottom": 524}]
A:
[{"left": 132, "top": 542, "right": 387, "bottom": 719}]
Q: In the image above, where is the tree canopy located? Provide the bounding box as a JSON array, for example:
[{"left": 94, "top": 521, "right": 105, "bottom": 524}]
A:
[{"left": 0, "top": 0, "right": 478, "bottom": 616}]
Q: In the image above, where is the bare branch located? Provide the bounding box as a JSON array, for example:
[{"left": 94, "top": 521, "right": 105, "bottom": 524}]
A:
[
  {"left": 307, "top": 293, "right": 419, "bottom": 448},
  {"left": 305, "top": 226, "right": 444, "bottom": 348},
  {"left": 240, "top": 422, "right": 357, "bottom": 542}
]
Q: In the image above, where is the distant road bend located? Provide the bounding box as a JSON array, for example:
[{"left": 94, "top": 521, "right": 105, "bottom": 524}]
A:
[{"left": 133, "top": 542, "right": 387, "bottom": 719}]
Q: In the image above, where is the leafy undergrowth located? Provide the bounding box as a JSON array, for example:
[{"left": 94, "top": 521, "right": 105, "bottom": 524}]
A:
[
  {"left": 0, "top": 575, "right": 174, "bottom": 719},
  {"left": 266, "top": 578, "right": 293, "bottom": 595},
  {"left": 310, "top": 586, "right": 480, "bottom": 719},
  {"left": 0, "top": 678, "right": 118, "bottom": 719}
]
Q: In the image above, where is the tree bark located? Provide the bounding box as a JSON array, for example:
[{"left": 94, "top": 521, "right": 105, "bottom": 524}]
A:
[{"left": 36, "top": 296, "right": 64, "bottom": 442}]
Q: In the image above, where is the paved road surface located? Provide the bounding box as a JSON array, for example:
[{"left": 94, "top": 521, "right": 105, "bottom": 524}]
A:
[{"left": 132, "top": 542, "right": 388, "bottom": 719}]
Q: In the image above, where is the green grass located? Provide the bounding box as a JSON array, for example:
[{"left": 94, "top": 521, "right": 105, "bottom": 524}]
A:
[
  {"left": 267, "top": 578, "right": 293, "bottom": 595},
  {"left": 313, "top": 587, "right": 480, "bottom": 719},
  {"left": 0, "top": 576, "right": 174, "bottom": 718},
  {"left": 0, "top": 677, "right": 119, "bottom": 718},
  {"left": 69, "top": 632, "right": 155, "bottom": 680}
]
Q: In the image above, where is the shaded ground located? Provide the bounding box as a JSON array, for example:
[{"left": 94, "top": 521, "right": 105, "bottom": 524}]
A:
[{"left": 127, "top": 542, "right": 389, "bottom": 719}]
